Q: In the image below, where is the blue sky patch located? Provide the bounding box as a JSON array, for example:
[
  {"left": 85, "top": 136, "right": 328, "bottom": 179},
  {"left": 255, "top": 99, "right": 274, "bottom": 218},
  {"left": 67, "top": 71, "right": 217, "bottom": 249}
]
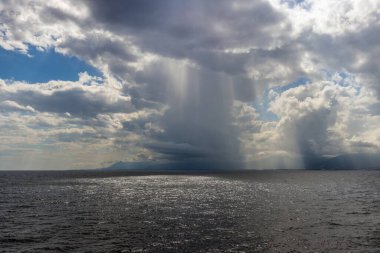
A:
[
  {"left": 280, "top": 0, "right": 311, "bottom": 9},
  {"left": 0, "top": 46, "right": 102, "bottom": 83},
  {"left": 272, "top": 76, "right": 311, "bottom": 93},
  {"left": 253, "top": 77, "right": 311, "bottom": 122}
]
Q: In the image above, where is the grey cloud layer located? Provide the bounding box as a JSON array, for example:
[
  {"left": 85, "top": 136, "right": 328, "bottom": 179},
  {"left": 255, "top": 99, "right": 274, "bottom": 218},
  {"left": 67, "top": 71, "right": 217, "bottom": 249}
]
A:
[{"left": 0, "top": 79, "right": 134, "bottom": 117}]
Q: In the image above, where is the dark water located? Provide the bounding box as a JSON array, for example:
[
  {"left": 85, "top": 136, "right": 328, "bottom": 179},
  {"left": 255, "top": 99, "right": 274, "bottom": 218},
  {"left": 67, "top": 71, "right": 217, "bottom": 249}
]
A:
[{"left": 0, "top": 170, "right": 379, "bottom": 252}]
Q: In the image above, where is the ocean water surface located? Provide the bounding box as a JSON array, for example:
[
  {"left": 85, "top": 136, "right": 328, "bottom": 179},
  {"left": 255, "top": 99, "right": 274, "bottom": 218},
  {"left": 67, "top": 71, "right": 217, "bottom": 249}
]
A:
[{"left": 0, "top": 170, "right": 379, "bottom": 252}]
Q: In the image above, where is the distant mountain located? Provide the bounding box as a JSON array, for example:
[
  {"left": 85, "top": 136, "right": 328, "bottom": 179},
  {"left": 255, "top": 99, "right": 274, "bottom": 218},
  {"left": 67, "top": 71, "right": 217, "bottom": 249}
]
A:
[
  {"left": 102, "top": 161, "right": 165, "bottom": 170},
  {"left": 107, "top": 161, "right": 129, "bottom": 170},
  {"left": 101, "top": 160, "right": 244, "bottom": 171},
  {"left": 102, "top": 153, "right": 380, "bottom": 171}
]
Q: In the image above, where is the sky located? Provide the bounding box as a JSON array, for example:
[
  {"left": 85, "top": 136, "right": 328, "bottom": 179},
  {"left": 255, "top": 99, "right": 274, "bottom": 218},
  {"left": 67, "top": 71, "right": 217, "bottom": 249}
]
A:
[{"left": 0, "top": 0, "right": 379, "bottom": 170}]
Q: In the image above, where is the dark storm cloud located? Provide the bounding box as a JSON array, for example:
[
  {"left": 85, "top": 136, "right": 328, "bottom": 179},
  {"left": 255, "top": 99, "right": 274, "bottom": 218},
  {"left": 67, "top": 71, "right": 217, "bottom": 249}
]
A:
[
  {"left": 79, "top": 0, "right": 293, "bottom": 163},
  {"left": 145, "top": 142, "right": 213, "bottom": 161},
  {"left": 160, "top": 69, "right": 241, "bottom": 162},
  {"left": 121, "top": 58, "right": 242, "bottom": 162},
  {"left": 85, "top": 0, "right": 288, "bottom": 71},
  {"left": 85, "top": 0, "right": 283, "bottom": 36},
  {"left": 292, "top": 107, "right": 337, "bottom": 156},
  {"left": 131, "top": 63, "right": 170, "bottom": 104},
  {"left": 85, "top": 0, "right": 169, "bottom": 29},
  {"left": 61, "top": 36, "right": 137, "bottom": 63},
  {"left": 191, "top": 51, "right": 249, "bottom": 75}
]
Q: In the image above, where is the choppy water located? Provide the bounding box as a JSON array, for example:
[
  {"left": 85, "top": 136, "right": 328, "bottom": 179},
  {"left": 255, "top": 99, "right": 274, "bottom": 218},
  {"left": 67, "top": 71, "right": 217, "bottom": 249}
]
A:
[{"left": 0, "top": 170, "right": 379, "bottom": 252}]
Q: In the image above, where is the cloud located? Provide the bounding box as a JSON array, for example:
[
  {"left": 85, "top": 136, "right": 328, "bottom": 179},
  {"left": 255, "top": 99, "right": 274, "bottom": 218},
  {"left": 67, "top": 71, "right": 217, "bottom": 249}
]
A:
[
  {"left": 255, "top": 77, "right": 380, "bottom": 164},
  {"left": 0, "top": 100, "right": 35, "bottom": 113},
  {"left": 233, "top": 79, "right": 379, "bottom": 169},
  {"left": 272, "top": 0, "right": 380, "bottom": 94},
  {"left": 85, "top": 0, "right": 288, "bottom": 52},
  {"left": 0, "top": 73, "right": 157, "bottom": 169},
  {"left": 130, "top": 58, "right": 242, "bottom": 163},
  {"left": 0, "top": 73, "right": 134, "bottom": 117},
  {"left": 0, "top": 0, "right": 379, "bottom": 169}
]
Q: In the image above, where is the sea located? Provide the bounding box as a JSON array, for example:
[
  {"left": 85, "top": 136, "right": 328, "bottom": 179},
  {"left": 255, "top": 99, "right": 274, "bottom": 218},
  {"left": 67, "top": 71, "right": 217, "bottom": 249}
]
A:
[{"left": 0, "top": 170, "right": 379, "bottom": 252}]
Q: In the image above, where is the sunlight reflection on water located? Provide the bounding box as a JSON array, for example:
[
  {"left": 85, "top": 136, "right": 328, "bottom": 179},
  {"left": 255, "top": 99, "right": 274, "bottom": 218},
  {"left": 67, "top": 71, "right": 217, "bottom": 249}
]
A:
[{"left": 0, "top": 170, "right": 379, "bottom": 252}]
